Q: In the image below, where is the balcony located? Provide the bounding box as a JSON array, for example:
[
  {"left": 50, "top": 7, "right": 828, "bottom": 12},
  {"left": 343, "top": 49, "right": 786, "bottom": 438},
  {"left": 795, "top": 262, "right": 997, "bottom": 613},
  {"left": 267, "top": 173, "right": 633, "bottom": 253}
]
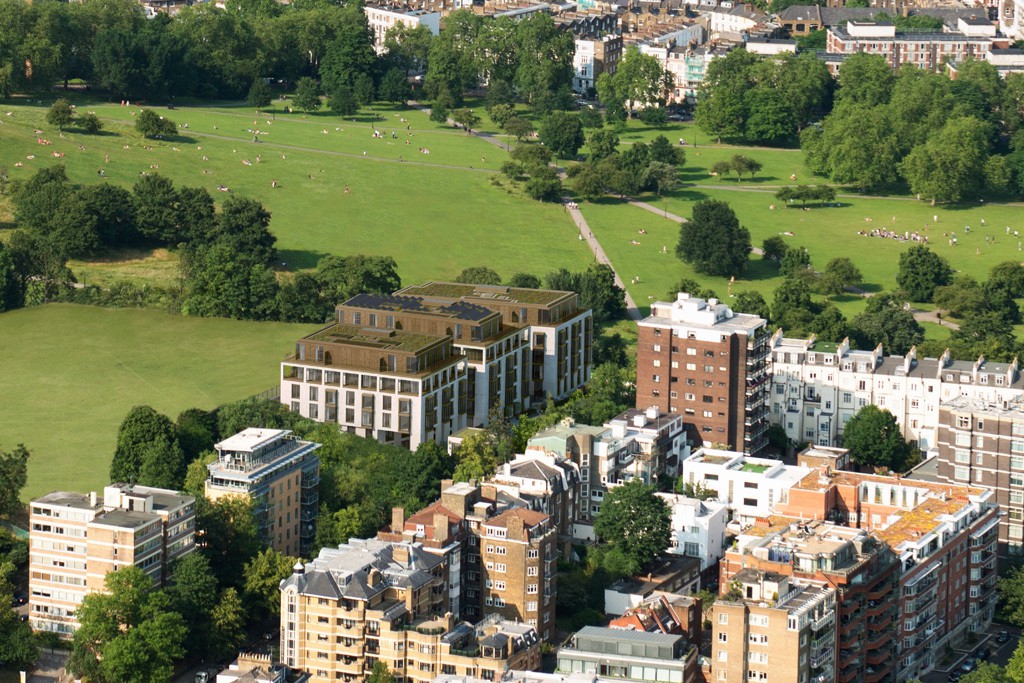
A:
[
  {"left": 811, "top": 647, "right": 835, "bottom": 670},
  {"left": 866, "top": 645, "right": 892, "bottom": 665},
  {"left": 864, "top": 662, "right": 893, "bottom": 683},
  {"left": 838, "top": 664, "right": 859, "bottom": 683},
  {"left": 812, "top": 611, "right": 835, "bottom": 631}
]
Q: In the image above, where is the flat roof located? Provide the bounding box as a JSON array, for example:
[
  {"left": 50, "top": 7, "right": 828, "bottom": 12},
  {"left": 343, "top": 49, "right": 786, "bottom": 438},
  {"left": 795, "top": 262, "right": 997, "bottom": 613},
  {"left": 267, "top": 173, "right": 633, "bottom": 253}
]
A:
[
  {"left": 304, "top": 322, "right": 446, "bottom": 353},
  {"left": 32, "top": 491, "right": 97, "bottom": 510},
  {"left": 216, "top": 428, "right": 290, "bottom": 453},
  {"left": 397, "top": 281, "right": 573, "bottom": 306},
  {"left": 343, "top": 293, "right": 496, "bottom": 322},
  {"left": 92, "top": 509, "right": 157, "bottom": 529}
]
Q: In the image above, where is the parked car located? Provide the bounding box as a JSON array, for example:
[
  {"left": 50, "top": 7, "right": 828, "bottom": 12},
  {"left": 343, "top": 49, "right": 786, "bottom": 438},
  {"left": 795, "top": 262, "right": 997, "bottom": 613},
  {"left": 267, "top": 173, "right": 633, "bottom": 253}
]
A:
[
  {"left": 961, "top": 659, "right": 978, "bottom": 673},
  {"left": 948, "top": 670, "right": 962, "bottom": 682},
  {"left": 975, "top": 646, "right": 991, "bottom": 661},
  {"left": 998, "top": 629, "right": 1011, "bottom": 644}
]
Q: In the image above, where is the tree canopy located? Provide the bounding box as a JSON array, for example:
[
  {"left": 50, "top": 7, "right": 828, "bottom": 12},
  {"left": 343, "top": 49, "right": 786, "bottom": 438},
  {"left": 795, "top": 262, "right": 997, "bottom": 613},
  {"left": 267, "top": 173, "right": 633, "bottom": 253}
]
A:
[
  {"left": 593, "top": 480, "right": 671, "bottom": 574},
  {"left": 677, "top": 199, "right": 751, "bottom": 276},
  {"left": 841, "top": 405, "right": 915, "bottom": 472}
]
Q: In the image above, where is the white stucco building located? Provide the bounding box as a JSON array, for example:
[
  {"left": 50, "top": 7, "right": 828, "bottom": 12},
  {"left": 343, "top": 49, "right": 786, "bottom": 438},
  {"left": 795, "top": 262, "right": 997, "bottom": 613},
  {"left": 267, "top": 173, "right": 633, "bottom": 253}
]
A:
[
  {"left": 656, "top": 492, "right": 729, "bottom": 571},
  {"left": 363, "top": 4, "right": 441, "bottom": 53}
]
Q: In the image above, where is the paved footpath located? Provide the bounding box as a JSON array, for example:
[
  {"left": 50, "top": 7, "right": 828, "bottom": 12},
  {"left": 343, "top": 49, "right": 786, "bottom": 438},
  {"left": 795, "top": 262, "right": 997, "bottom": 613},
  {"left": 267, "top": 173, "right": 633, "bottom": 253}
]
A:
[{"left": 410, "top": 101, "right": 642, "bottom": 320}]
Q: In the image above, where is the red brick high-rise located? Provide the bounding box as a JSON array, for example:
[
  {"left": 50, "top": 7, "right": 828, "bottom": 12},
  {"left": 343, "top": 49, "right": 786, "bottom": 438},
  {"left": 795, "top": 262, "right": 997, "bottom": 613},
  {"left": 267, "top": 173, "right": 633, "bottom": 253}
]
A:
[{"left": 636, "top": 293, "right": 770, "bottom": 454}]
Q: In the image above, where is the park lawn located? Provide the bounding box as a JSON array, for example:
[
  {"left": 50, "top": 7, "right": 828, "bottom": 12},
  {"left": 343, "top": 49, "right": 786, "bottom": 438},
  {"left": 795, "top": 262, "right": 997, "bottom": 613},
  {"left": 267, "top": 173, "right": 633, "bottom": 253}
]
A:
[
  {"left": 69, "top": 248, "right": 182, "bottom": 289},
  {"left": 0, "top": 304, "right": 318, "bottom": 500},
  {"left": 639, "top": 186, "right": 1024, "bottom": 298},
  {"left": 0, "top": 98, "right": 595, "bottom": 282}
]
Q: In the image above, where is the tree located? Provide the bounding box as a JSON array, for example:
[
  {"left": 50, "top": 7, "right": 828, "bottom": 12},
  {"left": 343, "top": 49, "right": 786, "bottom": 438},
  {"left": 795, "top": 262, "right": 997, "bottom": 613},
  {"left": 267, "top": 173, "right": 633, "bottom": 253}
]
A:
[
  {"left": 988, "top": 261, "right": 1024, "bottom": 298},
  {"left": 762, "top": 236, "right": 788, "bottom": 263},
  {"left": 47, "top": 98, "right": 74, "bottom": 130},
  {"left": 504, "top": 116, "right": 534, "bottom": 142},
  {"left": 579, "top": 106, "right": 603, "bottom": 129},
  {"left": 453, "top": 431, "right": 500, "bottom": 483},
  {"left": 182, "top": 242, "right": 279, "bottom": 320},
  {"left": 293, "top": 76, "right": 322, "bottom": 113},
  {"left": 730, "top": 154, "right": 763, "bottom": 180},
  {"left": 247, "top": 78, "right": 273, "bottom": 109},
  {"left": 211, "top": 196, "right": 277, "bottom": 267},
  {"left": 243, "top": 547, "right": 297, "bottom": 618},
  {"left": 489, "top": 103, "right": 515, "bottom": 128},
  {"left": 367, "top": 661, "right": 396, "bottom": 683},
  {"left": 183, "top": 452, "right": 217, "bottom": 497},
  {"left": 69, "top": 568, "right": 186, "bottom": 683},
  {"left": 568, "top": 363, "right": 634, "bottom": 426},
  {"left": 851, "top": 294, "right": 923, "bottom": 355},
  {"left": 779, "top": 246, "right": 811, "bottom": 278},
  {"left": 643, "top": 161, "right": 679, "bottom": 197},
  {"left": 111, "top": 406, "right": 177, "bottom": 484},
  {"left": 999, "top": 564, "right": 1024, "bottom": 629},
  {"left": 524, "top": 168, "right": 563, "bottom": 202},
  {"left": 588, "top": 129, "right": 619, "bottom": 161},
  {"left": 133, "top": 174, "right": 180, "bottom": 244},
  {"left": 216, "top": 397, "right": 296, "bottom": 437},
  {"left": 354, "top": 72, "right": 375, "bottom": 106},
  {"left": 455, "top": 266, "right": 501, "bottom": 285},
  {"left": 175, "top": 408, "right": 217, "bottom": 463},
  {"left": 695, "top": 49, "right": 758, "bottom": 142},
  {"left": 837, "top": 53, "right": 894, "bottom": 107},
  {"left": 196, "top": 496, "right": 262, "bottom": 588},
  {"left": 540, "top": 111, "right": 584, "bottom": 158},
  {"left": 820, "top": 257, "right": 862, "bottom": 296},
  {"left": 545, "top": 264, "right": 626, "bottom": 326},
  {"left": 508, "top": 273, "right": 541, "bottom": 289},
  {"left": 208, "top": 588, "right": 247, "bottom": 660},
  {"left": 0, "top": 444, "right": 29, "bottom": 519},
  {"left": 841, "top": 405, "right": 914, "bottom": 472},
  {"left": 709, "top": 160, "right": 733, "bottom": 179},
  {"left": 0, "top": 563, "right": 36, "bottom": 669},
  {"left": 315, "top": 254, "right": 401, "bottom": 304},
  {"left": 899, "top": 117, "right": 991, "bottom": 204},
  {"left": 166, "top": 552, "right": 218, "bottom": 655},
  {"left": 328, "top": 86, "right": 359, "bottom": 116},
  {"left": 378, "top": 67, "right": 410, "bottom": 105},
  {"left": 732, "top": 291, "right": 771, "bottom": 321},
  {"left": 79, "top": 112, "right": 103, "bottom": 134},
  {"left": 79, "top": 183, "right": 138, "bottom": 247},
  {"left": 677, "top": 199, "right": 751, "bottom": 276},
  {"left": 278, "top": 272, "right": 331, "bottom": 323},
  {"left": 895, "top": 245, "right": 953, "bottom": 302},
  {"left": 138, "top": 436, "right": 187, "bottom": 490},
  {"left": 593, "top": 480, "right": 671, "bottom": 572},
  {"left": 451, "top": 107, "right": 480, "bottom": 133},
  {"left": 135, "top": 109, "right": 176, "bottom": 138}
]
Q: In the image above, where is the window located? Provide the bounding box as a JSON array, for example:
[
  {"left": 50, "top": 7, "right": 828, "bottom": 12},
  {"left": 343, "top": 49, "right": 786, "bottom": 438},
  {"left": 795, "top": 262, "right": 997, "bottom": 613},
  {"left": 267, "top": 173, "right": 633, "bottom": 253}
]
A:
[
  {"left": 718, "top": 632, "right": 728, "bottom": 642},
  {"left": 955, "top": 466, "right": 970, "bottom": 481},
  {"left": 527, "top": 566, "right": 538, "bottom": 576},
  {"left": 652, "top": 375, "right": 661, "bottom": 384},
  {"left": 719, "top": 613, "right": 728, "bottom": 625}
]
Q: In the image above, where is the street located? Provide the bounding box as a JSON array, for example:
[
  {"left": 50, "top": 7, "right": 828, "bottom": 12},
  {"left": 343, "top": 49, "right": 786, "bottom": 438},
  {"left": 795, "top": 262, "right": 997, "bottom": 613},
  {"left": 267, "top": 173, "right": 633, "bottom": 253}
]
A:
[{"left": 922, "top": 625, "right": 1021, "bottom": 683}]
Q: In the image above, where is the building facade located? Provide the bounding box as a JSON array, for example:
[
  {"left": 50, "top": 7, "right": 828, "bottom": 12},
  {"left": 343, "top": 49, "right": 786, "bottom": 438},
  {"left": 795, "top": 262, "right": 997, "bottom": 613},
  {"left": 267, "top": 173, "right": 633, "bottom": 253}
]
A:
[
  {"left": 556, "top": 626, "right": 700, "bottom": 683},
  {"left": 769, "top": 334, "right": 1024, "bottom": 452},
  {"left": 29, "top": 484, "right": 195, "bottom": 636},
  {"left": 280, "top": 539, "right": 540, "bottom": 683},
  {"left": 572, "top": 34, "right": 622, "bottom": 94},
  {"left": 826, "top": 21, "right": 992, "bottom": 72},
  {"left": 206, "top": 428, "right": 321, "bottom": 557},
  {"left": 363, "top": 4, "right": 441, "bottom": 53},
  {"left": 934, "top": 396, "right": 1024, "bottom": 555},
  {"left": 636, "top": 293, "right": 770, "bottom": 455},
  {"left": 656, "top": 493, "right": 729, "bottom": 571},
  {"left": 712, "top": 570, "right": 838, "bottom": 683}
]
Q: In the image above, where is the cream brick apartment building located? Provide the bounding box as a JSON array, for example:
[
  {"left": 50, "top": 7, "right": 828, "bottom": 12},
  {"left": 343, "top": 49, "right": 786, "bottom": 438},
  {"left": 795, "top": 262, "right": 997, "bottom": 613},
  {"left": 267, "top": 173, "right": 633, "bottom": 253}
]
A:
[
  {"left": 29, "top": 484, "right": 195, "bottom": 636},
  {"left": 279, "top": 539, "right": 540, "bottom": 683}
]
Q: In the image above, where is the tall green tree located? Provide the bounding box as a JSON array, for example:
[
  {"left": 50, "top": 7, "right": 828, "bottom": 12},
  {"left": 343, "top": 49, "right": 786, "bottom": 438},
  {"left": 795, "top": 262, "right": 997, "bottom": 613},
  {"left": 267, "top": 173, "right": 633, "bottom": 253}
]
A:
[
  {"left": 208, "top": 587, "right": 247, "bottom": 660},
  {"left": 593, "top": 480, "right": 671, "bottom": 573},
  {"left": 247, "top": 77, "right": 273, "bottom": 108},
  {"left": 895, "top": 245, "right": 953, "bottom": 302},
  {"left": 46, "top": 98, "right": 74, "bottom": 130},
  {"left": 676, "top": 199, "right": 751, "bottom": 276},
  {"left": 539, "top": 111, "right": 584, "bottom": 158},
  {"left": 111, "top": 406, "right": 178, "bottom": 484},
  {"left": 841, "top": 405, "right": 914, "bottom": 472},
  {"left": 850, "top": 293, "right": 923, "bottom": 355},
  {"left": 243, "top": 547, "right": 297, "bottom": 618},
  {"left": 899, "top": 116, "right": 991, "bottom": 204},
  {"left": 0, "top": 444, "right": 29, "bottom": 519},
  {"left": 292, "top": 76, "right": 322, "bottom": 113}
]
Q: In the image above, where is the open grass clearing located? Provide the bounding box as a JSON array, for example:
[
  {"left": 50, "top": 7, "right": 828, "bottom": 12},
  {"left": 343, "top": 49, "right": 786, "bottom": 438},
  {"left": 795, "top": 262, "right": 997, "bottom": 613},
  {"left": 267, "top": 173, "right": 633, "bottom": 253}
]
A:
[{"left": 0, "top": 304, "right": 317, "bottom": 499}]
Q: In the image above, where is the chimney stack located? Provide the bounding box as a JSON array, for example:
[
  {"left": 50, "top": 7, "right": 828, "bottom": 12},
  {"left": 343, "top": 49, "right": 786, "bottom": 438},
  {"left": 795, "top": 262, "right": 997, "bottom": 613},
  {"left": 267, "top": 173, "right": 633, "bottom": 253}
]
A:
[
  {"left": 89, "top": 491, "right": 97, "bottom": 508},
  {"left": 392, "top": 507, "right": 405, "bottom": 532},
  {"left": 433, "top": 513, "right": 450, "bottom": 542}
]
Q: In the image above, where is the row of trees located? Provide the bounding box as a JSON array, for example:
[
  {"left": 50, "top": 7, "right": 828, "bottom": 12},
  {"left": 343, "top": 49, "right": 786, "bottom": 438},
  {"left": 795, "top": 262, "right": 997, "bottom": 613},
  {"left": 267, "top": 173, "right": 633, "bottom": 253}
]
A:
[
  {"left": 569, "top": 133, "right": 685, "bottom": 200},
  {"left": 695, "top": 49, "right": 833, "bottom": 145},
  {"left": 803, "top": 54, "right": 1024, "bottom": 202}
]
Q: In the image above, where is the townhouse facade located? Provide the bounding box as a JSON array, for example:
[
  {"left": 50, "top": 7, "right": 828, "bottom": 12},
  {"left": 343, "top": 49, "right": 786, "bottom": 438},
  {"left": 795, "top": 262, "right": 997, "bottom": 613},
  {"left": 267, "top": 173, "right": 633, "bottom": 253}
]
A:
[
  {"left": 636, "top": 294, "right": 770, "bottom": 455},
  {"left": 712, "top": 570, "right": 838, "bottom": 683},
  {"left": 768, "top": 333, "right": 1024, "bottom": 453},
  {"left": 280, "top": 539, "right": 541, "bottom": 683},
  {"left": 656, "top": 492, "right": 729, "bottom": 571},
  {"left": 281, "top": 284, "right": 592, "bottom": 451},
  {"left": 933, "top": 395, "right": 1024, "bottom": 555},
  {"left": 29, "top": 484, "right": 195, "bottom": 636},
  {"left": 572, "top": 33, "right": 623, "bottom": 94},
  {"left": 206, "top": 428, "right": 321, "bottom": 557},
  {"left": 363, "top": 4, "right": 441, "bottom": 53}
]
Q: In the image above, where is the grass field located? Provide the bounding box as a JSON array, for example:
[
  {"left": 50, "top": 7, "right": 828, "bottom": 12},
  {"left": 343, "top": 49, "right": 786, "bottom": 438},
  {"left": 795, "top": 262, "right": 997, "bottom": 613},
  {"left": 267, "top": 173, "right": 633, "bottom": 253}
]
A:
[
  {"left": 0, "top": 304, "right": 317, "bottom": 499},
  {"left": 0, "top": 96, "right": 594, "bottom": 282}
]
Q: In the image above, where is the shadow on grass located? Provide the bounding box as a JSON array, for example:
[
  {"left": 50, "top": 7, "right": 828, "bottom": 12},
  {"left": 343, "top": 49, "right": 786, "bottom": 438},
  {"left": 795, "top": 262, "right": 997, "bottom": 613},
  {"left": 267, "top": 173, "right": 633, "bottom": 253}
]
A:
[
  {"left": 70, "top": 128, "right": 120, "bottom": 138},
  {"left": 277, "top": 248, "right": 331, "bottom": 271},
  {"left": 741, "top": 259, "right": 783, "bottom": 282}
]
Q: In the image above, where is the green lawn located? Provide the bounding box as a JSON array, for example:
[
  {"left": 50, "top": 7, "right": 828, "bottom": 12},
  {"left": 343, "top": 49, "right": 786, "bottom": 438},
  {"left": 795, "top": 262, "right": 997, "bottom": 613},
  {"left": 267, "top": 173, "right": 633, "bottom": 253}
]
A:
[
  {"left": 0, "top": 304, "right": 317, "bottom": 500},
  {"left": 0, "top": 97, "right": 594, "bottom": 282}
]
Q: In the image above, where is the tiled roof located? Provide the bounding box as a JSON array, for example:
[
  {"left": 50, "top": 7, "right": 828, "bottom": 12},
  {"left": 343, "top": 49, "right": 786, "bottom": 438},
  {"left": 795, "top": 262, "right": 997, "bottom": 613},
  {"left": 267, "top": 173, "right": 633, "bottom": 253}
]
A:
[
  {"left": 407, "top": 501, "right": 462, "bottom": 526},
  {"left": 487, "top": 507, "right": 548, "bottom": 529}
]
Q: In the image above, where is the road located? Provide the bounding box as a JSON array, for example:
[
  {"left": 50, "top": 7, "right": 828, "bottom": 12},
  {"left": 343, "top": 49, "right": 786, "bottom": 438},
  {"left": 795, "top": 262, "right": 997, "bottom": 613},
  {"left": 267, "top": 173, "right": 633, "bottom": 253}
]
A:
[{"left": 921, "top": 625, "right": 1020, "bottom": 683}]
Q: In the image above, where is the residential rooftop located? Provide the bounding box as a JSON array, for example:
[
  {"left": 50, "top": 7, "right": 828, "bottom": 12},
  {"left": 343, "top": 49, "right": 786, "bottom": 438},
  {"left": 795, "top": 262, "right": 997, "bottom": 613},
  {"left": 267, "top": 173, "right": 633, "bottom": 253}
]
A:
[
  {"left": 396, "top": 281, "right": 573, "bottom": 306},
  {"left": 343, "top": 293, "right": 497, "bottom": 322},
  {"left": 940, "top": 394, "right": 1024, "bottom": 418},
  {"left": 304, "top": 322, "right": 448, "bottom": 354},
  {"left": 216, "top": 428, "right": 290, "bottom": 453},
  {"left": 642, "top": 293, "right": 766, "bottom": 335}
]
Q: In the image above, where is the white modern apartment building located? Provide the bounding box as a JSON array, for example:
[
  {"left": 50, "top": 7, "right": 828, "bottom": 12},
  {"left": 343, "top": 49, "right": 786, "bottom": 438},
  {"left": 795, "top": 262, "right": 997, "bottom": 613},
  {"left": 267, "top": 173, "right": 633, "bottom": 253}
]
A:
[
  {"left": 679, "top": 448, "right": 810, "bottom": 524},
  {"left": 656, "top": 493, "right": 728, "bottom": 571},
  {"left": 364, "top": 4, "right": 440, "bottom": 53},
  {"left": 769, "top": 333, "right": 1024, "bottom": 453},
  {"left": 29, "top": 484, "right": 195, "bottom": 636}
]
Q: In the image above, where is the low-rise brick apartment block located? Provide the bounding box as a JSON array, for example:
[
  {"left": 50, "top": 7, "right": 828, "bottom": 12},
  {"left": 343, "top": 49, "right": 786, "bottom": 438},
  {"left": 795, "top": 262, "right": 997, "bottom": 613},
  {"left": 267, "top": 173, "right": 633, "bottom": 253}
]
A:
[
  {"left": 279, "top": 538, "right": 540, "bottom": 683},
  {"left": 281, "top": 284, "right": 592, "bottom": 450},
  {"left": 636, "top": 293, "right": 770, "bottom": 455},
  {"left": 29, "top": 484, "right": 195, "bottom": 636}
]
